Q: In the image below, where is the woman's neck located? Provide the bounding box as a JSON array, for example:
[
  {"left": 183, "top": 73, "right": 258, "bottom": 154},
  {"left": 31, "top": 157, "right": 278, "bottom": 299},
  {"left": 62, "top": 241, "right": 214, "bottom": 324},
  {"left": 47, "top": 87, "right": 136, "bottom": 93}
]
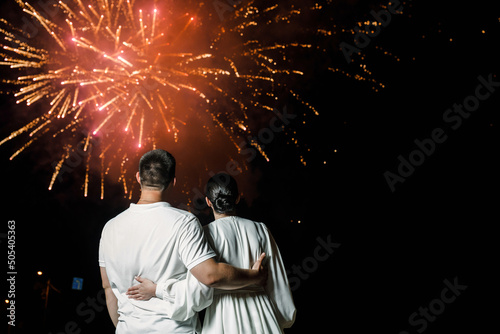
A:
[
  {"left": 213, "top": 212, "right": 229, "bottom": 220},
  {"left": 213, "top": 210, "right": 236, "bottom": 220}
]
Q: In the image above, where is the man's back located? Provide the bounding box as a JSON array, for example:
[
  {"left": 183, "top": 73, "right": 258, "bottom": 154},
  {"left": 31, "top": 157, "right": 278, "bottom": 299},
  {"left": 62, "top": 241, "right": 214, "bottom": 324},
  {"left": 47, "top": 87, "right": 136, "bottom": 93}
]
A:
[{"left": 99, "top": 202, "right": 215, "bottom": 333}]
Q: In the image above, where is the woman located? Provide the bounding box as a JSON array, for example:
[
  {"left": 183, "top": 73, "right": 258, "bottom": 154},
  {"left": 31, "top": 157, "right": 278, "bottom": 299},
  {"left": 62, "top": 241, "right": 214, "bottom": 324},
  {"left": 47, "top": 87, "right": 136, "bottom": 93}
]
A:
[
  {"left": 128, "top": 173, "right": 296, "bottom": 333},
  {"left": 198, "top": 173, "right": 296, "bottom": 333}
]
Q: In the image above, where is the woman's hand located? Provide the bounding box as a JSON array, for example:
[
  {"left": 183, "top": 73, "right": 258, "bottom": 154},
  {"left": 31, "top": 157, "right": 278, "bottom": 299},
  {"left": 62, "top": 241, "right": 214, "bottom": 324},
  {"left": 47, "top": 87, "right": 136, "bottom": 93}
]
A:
[{"left": 126, "top": 276, "right": 156, "bottom": 301}]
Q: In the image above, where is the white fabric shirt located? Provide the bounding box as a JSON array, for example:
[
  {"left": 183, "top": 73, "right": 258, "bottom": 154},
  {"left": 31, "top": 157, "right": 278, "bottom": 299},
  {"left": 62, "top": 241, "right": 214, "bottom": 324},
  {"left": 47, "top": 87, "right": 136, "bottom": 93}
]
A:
[
  {"left": 98, "top": 202, "right": 215, "bottom": 334},
  {"left": 201, "top": 216, "right": 296, "bottom": 333}
]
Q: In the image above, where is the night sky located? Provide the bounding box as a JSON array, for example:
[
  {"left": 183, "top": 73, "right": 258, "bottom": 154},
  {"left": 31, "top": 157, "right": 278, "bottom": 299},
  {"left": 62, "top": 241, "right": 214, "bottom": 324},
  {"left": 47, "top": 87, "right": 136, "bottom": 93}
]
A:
[{"left": 1, "top": 0, "right": 498, "bottom": 333}]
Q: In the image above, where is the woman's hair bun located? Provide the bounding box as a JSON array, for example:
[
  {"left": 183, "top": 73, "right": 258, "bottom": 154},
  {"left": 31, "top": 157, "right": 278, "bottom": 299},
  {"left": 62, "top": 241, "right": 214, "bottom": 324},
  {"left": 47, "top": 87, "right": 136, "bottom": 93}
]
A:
[
  {"left": 214, "top": 195, "right": 233, "bottom": 212},
  {"left": 206, "top": 173, "right": 239, "bottom": 214}
]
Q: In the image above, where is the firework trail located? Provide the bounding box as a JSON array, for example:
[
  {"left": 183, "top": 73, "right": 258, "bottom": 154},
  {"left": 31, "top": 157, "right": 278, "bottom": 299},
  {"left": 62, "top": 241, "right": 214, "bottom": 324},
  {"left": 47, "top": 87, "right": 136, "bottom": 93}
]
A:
[{"left": 0, "top": 0, "right": 391, "bottom": 200}]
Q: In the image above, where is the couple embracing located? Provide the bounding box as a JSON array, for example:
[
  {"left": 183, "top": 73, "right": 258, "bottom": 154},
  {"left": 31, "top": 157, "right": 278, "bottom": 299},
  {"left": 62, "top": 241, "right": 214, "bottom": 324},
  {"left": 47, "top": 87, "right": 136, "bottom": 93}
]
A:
[{"left": 99, "top": 149, "right": 296, "bottom": 333}]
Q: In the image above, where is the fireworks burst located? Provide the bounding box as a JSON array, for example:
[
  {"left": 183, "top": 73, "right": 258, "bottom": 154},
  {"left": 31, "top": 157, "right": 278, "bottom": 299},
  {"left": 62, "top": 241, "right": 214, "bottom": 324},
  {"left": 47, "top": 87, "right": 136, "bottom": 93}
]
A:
[{"left": 0, "top": 0, "right": 391, "bottom": 200}]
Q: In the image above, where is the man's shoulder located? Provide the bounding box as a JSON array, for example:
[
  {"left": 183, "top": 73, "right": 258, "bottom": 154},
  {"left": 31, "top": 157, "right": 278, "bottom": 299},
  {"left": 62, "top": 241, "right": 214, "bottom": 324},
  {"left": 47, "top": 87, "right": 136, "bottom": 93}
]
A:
[
  {"left": 101, "top": 204, "right": 199, "bottom": 235},
  {"left": 100, "top": 207, "right": 131, "bottom": 233},
  {"left": 164, "top": 205, "right": 198, "bottom": 222},
  {"left": 155, "top": 205, "right": 203, "bottom": 234}
]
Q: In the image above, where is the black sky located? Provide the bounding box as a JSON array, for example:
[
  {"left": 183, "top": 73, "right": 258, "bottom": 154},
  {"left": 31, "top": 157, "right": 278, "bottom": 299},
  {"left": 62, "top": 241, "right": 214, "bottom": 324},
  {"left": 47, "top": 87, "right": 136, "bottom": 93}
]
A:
[{"left": 1, "top": 0, "right": 498, "bottom": 333}]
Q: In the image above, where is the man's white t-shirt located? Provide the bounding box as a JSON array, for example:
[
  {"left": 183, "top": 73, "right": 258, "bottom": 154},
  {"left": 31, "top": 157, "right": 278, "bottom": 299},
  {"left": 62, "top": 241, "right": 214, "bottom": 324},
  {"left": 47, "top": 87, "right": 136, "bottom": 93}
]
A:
[{"left": 99, "top": 202, "right": 215, "bottom": 334}]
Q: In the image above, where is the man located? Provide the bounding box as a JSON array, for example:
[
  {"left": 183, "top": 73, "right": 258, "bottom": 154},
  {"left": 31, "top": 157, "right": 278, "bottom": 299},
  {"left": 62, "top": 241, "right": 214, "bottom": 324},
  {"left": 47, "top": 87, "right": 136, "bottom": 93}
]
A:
[{"left": 99, "top": 149, "right": 266, "bottom": 333}]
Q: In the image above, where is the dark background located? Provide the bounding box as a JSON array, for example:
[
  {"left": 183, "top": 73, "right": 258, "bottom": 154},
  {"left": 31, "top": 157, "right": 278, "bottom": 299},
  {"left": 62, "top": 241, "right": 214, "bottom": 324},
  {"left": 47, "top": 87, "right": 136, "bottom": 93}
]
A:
[{"left": 1, "top": 0, "right": 498, "bottom": 333}]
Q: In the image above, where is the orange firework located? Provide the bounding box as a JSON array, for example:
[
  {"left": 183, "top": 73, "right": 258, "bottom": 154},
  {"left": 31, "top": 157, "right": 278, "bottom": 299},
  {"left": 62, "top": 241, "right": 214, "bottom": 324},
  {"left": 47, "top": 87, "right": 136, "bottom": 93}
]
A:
[{"left": 1, "top": 0, "right": 387, "bottom": 199}]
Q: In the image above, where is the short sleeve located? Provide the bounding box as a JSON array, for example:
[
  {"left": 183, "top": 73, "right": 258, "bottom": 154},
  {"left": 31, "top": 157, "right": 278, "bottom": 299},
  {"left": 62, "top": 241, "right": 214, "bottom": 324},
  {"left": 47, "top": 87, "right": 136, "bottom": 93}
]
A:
[
  {"left": 178, "top": 216, "right": 215, "bottom": 270},
  {"left": 98, "top": 230, "right": 106, "bottom": 267}
]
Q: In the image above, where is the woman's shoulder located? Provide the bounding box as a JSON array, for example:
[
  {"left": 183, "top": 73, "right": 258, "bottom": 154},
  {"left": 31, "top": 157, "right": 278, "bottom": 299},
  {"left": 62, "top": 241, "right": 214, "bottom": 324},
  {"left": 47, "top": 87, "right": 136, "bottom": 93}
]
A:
[
  {"left": 206, "top": 216, "right": 266, "bottom": 232},
  {"left": 235, "top": 216, "right": 258, "bottom": 224},
  {"left": 232, "top": 216, "right": 268, "bottom": 229}
]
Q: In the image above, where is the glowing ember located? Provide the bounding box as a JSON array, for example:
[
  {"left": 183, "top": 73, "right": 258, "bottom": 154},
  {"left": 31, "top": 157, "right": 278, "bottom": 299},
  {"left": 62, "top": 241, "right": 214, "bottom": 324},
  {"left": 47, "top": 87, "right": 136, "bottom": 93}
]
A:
[{"left": 1, "top": 0, "right": 387, "bottom": 199}]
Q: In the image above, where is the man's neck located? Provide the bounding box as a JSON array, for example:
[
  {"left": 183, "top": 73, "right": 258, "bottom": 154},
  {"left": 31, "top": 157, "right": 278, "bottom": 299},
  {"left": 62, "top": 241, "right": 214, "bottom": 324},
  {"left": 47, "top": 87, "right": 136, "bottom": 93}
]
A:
[{"left": 137, "top": 190, "right": 165, "bottom": 205}]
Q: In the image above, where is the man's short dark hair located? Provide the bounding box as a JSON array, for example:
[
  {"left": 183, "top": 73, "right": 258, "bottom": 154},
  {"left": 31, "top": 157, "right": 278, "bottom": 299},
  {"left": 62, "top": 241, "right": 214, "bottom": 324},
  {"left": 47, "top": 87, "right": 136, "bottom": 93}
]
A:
[{"left": 138, "top": 149, "right": 176, "bottom": 191}]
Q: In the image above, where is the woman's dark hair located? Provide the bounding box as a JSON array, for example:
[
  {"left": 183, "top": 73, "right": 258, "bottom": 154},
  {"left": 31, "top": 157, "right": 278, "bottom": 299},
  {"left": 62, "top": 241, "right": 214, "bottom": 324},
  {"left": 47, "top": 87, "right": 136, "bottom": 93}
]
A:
[
  {"left": 138, "top": 149, "right": 176, "bottom": 191},
  {"left": 206, "top": 173, "right": 239, "bottom": 214}
]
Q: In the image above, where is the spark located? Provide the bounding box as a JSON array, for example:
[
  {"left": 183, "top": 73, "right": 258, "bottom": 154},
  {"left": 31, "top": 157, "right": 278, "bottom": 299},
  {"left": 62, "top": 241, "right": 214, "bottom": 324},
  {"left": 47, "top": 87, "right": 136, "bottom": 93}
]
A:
[{"left": 0, "top": 0, "right": 388, "bottom": 198}]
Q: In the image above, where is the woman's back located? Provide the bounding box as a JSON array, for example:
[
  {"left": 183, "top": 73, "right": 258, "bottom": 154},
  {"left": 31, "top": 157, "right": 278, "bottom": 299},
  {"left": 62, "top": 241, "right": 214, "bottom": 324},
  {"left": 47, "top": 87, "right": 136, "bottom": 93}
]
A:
[
  {"left": 202, "top": 216, "right": 296, "bottom": 334},
  {"left": 205, "top": 216, "right": 264, "bottom": 269}
]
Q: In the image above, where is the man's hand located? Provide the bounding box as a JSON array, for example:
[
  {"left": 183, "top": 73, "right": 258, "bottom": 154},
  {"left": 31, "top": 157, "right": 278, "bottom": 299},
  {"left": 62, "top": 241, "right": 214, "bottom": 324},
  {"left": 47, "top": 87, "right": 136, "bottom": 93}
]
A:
[
  {"left": 252, "top": 252, "right": 268, "bottom": 286},
  {"left": 126, "top": 276, "right": 156, "bottom": 301}
]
